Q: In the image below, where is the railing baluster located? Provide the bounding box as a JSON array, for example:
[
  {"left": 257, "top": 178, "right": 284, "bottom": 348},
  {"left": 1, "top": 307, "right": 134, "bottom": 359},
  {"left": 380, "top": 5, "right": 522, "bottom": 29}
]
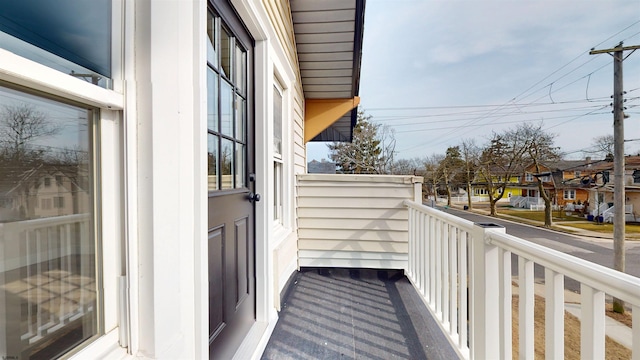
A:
[
  {"left": 518, "top": 257, "right": 534, "bottom": 360},
  {"left": 435, "top": 219, "right": 443, "bottom": 316},
  {"left": 633, "top": 304, "right": 640, "bottom": 360},
  {"left": 499, "top": 248, "right": 512, "bottom": 359},
  {"left": 580, "top": 284, "right": 605, "bottom": 359},
  {"left": 442, "top": 224, "right": 450, "bottom": 325},
  {"left": 420, "top": 212, "right": 427, "bottom": 297},
  {"left": 407, "top": 208, "right": 415, "bottom": 280},
  {"left": 429, "top": 215, "right": 436, "bottom": 304},
  {"left": 449, "top": 226, "right": 457, "bottom": 335},
  {"left": 458, "top": 230, "right": 468, "bottom": 351},
  {"left": 545, "top": 268, "right": 564, "bottom": 359}
]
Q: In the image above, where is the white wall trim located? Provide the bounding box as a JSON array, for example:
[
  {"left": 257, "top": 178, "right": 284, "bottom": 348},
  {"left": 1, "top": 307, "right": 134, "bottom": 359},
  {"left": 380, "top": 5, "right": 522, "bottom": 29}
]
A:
[{"left": 0, "top": 49, "right": 123, "bottom": 110}]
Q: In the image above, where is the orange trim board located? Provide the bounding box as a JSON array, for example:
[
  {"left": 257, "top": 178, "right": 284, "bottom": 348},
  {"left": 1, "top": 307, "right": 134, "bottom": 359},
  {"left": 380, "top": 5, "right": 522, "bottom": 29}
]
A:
[{"left": 304, "top": 96, "right": 360, "bottom": 143}]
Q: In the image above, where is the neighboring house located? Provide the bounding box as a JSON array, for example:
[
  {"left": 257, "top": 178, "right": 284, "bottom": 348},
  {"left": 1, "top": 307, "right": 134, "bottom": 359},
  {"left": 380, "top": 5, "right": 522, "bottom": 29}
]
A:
[
  {"left": 586, "top": 155, "right": 640, "bottom": 222},
  {"left": 0, "top": 164, "right": 90, "bottom": 221},
  {"left": 471, "top": 167, "right": 523, "bottom": 202},
  {"left": 0, "top": 1, "right": 364, "bottom": 359},
  {"left": 510, "top": 159, "right": 597, "bottom": 209}
]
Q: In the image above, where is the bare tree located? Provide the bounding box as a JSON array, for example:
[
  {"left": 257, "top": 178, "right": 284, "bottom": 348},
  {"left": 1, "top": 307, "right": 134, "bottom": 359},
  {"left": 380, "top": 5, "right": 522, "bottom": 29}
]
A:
[
  {"left": 378, "top": 124, "right": 396, "bottom": 174},
  {"left": 438, "top": 146, "right": 464, "bottom": 206},
  {"left": 592, "top": 134, "right": 614, "bottom": 159},
  {"left": 422, "top": 154, "right": 444, "bottom": 205},
  {"left": 460, "top": 139, "right": 479, "bottom": 210},
  {"left": 477, "top": 129, "right": 529, "bottom": 216},
  {"left": 0, "top": 104, "right": 60, "bottom": 161},
  {"left": 520, "top": 123, "right": 560, "bottom": 227},
  {"left": 390, "top": 158, "right": 419, "bottom": 175}
]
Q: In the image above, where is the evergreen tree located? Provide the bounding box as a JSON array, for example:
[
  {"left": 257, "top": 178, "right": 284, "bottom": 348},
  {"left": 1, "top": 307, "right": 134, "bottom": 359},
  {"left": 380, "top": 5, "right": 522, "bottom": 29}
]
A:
[{"left": 328, "top": 111, "right": 394, "bottom": 174}]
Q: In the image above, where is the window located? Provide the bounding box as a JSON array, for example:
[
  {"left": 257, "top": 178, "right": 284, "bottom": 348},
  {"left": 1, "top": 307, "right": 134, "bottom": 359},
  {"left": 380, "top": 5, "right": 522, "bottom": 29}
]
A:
[
  {"left": 273, "top": 83, "right": 284, "bottom": 223},
  {"left": 564, "top": 189, "right": 576, "bottom": 200},
  {"left": 0, "top": 85, "right": 99, "bottom": 359},
  {"left": 574, "top": 170, "right": 581, "bottom": 178},
  {"left": 206, "top": 11, "right": 248, "bottom": 191},
  {"left": 525, "top": 173, "right": 533, "bottom": 181}
]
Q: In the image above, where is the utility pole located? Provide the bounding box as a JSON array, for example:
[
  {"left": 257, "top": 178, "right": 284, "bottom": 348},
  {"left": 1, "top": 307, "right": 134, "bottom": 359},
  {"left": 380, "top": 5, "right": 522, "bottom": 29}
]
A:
[{"left": 590, "top": 42, "right": 640, "bottom": 314}]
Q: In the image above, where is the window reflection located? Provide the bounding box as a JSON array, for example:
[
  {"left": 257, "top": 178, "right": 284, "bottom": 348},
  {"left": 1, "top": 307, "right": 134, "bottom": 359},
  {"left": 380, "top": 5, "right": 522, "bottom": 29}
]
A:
[
  {"left": 0, "top": 85, "right": 97, "bottom": 359},
  {"left": 207, "top": 10, "right": 248, "bottom": 192},
  {"left": 221, "top": 139, "right": 234, "bottom": 189}
]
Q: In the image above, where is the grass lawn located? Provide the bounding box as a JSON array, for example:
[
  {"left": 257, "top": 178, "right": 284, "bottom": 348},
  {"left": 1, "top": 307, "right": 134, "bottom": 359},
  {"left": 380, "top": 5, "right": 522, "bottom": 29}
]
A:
[
  {"left": 500, "top": 209, "right": 587, "bottom": 223},
  {"left": 498, "top": 209, "right": 640, "bottom": 237},
  {"left": 566, "top": 222, "right": 640, "bottom": 234}
]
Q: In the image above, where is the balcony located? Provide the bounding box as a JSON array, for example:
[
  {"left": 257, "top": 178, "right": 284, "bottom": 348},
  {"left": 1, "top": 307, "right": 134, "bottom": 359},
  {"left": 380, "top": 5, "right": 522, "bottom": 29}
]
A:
[{"left": 263, "top": 174, "right": 640, "bottom": 359}]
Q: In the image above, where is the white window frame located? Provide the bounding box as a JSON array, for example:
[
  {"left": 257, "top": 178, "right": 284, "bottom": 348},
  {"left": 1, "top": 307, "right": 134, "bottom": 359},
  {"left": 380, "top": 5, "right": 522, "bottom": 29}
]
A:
[
  {"left": 564, "top": 189, "right": 576, "bottom": 200},
  {"left": 0, "top": 1, "right": 126, "bottom": 357},
  {"left": 525, "top": 173, "right": 533, "bottom": 182}
]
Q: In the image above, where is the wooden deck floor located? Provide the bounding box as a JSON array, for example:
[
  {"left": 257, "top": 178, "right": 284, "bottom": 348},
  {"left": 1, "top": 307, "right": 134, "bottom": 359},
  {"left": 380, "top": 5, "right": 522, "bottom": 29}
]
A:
[{"left": 261, "top": 268, "right": 460, "bottom": 360}]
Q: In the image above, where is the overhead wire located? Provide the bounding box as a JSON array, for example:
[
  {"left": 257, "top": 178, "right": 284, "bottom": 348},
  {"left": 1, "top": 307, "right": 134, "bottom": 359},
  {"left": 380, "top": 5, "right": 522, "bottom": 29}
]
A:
[{"left": 394, "top": 20, "right": 640, "bottom": 155}]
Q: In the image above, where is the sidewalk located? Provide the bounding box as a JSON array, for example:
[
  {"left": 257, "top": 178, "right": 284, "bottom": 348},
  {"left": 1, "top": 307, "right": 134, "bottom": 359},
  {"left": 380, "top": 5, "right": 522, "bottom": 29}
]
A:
[{"left": 451, "top": 202, "right": 616, "bottom": 240}]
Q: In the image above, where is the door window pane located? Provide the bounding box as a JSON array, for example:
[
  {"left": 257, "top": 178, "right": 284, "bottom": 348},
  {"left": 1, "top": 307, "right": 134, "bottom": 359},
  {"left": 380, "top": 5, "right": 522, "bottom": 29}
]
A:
[
  {"left": 236, "top": 95, "right": 245, "bottom": 141},
  {"left": 236, "top": 144, "right": 245, "bottom": 189},
  {"left": 0, "top": 85, "right": 98, "bottom": 359},
  {"left": 220, "top": 80, "right": 233, "bottom": 137},
  {"left": 206, "top": 12, "right": 218, "bottom": 68},
  {"left": 207, "top": 69, "right": 219, "bottom": 132},
  {"left": 235, "top": 45, "right": 246, "bottom": 95},
  {"left": 208, "top": 135, "right": 219, "bottom": 190},
  {"left": 221, "top": 139, "right": 234, "bottom": 189},
  {"left": 220, "top": 28, "right": 232, "bottom": 79}
]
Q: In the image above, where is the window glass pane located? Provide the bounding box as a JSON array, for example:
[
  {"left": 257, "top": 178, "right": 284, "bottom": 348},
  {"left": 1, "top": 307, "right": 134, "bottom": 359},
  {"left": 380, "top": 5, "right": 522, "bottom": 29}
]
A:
[
  {"left": 207, "top": 69, "right": 219, "bottom": 132},
  {"left": 220, "top": 28, "right": 232, "bottom": 79},
  {"left": 0, "top": 85, "right": 98, "bottom": 358},
  {"left": 206, "top": 12, "right": 218, "bottom": 68},
  {"left": 0, "top": 0, "right": 112, "bottom": 87},
  {"left": 221, "top": 139, "right": 234, "bottom": 189},
  {"left": 235, "top": 144, "right": 245, "bottom": 189},
  {"left": 235, "top": 45, "right": 246, "bottom": 94},
  {"left": 220, "top": 80, "right": 233, "bottom": 137},
  {"left": 273, "top": 86, "right": 282, "bottom": 156},
  {"left": 236, "top": 94, "right": 245, "bottom": 142},
  {"left": 207, "top": 135, "right": 218, "bottom": 190}
]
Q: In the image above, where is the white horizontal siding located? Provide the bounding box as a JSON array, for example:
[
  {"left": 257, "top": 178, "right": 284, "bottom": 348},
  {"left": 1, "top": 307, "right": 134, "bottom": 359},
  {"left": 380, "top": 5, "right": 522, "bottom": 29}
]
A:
[{"left": 297, "top": 174, "right": 423, "bottom": 269}]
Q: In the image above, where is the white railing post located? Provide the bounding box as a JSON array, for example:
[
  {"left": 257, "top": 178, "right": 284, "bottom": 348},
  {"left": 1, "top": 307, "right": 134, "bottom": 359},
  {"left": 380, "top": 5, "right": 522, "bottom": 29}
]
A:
[{"left": 470, "top": 222, "right": 505, "bottom": 360}]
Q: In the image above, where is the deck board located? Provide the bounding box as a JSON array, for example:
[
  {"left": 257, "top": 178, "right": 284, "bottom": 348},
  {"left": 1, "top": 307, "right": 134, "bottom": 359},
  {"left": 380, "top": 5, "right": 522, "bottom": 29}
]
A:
[{"left": 261, "top": 268, "right": 461, "bottom": 360}]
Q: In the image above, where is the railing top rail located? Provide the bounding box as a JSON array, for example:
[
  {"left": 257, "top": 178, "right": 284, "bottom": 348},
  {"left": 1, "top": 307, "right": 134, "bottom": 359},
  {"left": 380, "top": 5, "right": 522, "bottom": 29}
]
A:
[
  {"left": 403, "top": 200, "right": 475, "bottom": 233},
  {"left": 0, "top": 213, "right": 90, "bottom": 232},
  {"left": 487, "top": 230, "right": 640, "bottom": 304}
]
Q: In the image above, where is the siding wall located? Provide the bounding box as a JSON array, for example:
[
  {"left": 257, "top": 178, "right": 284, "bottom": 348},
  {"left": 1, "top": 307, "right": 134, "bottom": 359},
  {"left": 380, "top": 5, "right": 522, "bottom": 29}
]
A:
[
  {"left": 262, "top": 0, "right": 306, "bottom": 303},
  {"left": 262, "top": 0, "right": 306, "bottom": 175},
  {"left": 297, "top": 174, "right": 423, "bottom": 269}
]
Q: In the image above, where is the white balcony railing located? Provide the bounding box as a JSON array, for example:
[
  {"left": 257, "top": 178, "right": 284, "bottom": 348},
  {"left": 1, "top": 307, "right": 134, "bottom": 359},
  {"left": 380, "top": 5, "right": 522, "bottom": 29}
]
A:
[
  {"left": 404, "top": 200, "right": 640, "bottom": 360},
  {"left": 0, "top": 213, "right": 94, "bottom": 351}
]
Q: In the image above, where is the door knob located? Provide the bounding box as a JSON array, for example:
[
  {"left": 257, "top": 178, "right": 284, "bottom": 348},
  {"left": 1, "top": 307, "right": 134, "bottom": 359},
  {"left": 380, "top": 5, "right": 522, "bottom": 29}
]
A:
[{"left": 247, "top": 192, "right": 261, "bottom": 203}]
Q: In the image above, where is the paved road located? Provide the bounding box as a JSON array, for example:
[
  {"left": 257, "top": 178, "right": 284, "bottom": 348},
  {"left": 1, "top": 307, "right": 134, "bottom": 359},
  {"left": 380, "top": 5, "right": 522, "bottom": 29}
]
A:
[{"left": 439, "top": 207, "right": 640, "bottom": 281}]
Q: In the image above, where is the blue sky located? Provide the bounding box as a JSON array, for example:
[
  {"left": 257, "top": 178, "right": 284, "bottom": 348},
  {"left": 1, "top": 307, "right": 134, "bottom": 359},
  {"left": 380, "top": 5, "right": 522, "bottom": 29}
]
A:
[{"left": 307, "top": 0, "right": 640, "bottom": 162}]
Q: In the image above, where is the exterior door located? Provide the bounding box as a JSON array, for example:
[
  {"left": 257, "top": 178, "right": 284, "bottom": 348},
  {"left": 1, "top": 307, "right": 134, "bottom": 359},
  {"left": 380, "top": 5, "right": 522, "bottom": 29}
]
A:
[{"left": 206, "top": 3, "right": 256, "bottom": 359}]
